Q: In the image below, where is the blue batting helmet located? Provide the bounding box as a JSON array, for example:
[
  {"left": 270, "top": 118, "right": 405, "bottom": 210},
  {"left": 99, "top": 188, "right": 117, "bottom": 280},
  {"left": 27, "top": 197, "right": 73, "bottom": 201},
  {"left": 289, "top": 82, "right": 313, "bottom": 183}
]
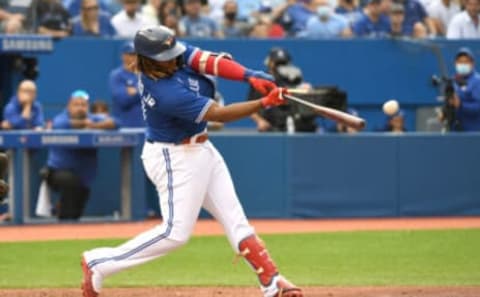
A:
[{"left": 134, "top": 26, "right": 186, "bottom": 62}]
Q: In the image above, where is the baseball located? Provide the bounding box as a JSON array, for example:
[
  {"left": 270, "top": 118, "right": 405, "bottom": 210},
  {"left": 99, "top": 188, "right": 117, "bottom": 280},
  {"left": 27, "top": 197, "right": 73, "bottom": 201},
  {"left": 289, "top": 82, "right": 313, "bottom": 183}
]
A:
[{"left": 383, "top": 100, "right": 399, "bottom": 116}]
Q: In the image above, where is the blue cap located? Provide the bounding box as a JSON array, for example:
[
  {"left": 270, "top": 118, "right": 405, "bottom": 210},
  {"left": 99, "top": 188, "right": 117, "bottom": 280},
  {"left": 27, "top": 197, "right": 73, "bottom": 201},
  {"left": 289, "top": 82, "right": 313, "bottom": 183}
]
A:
[
  {"left": 456, "top": 47, "right": 475, "bottom": 61},
  {"left": 121, "top": 41, "right": 135, "bottom": 54},
  {"left": 70, "top": 89, "right": 90, "bottom": 100}
]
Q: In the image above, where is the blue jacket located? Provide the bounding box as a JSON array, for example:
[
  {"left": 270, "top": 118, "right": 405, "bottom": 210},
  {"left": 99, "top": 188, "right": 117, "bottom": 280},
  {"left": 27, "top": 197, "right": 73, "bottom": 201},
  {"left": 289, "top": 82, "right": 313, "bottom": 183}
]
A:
[
  {"left": 454, "top": 71, "right": 480, "bottom": 131},
  {"left": 110, "top": 66, "right": 144, "bottom": 127},
  {"left": 2, "top": 96, "right": 44, "bottom": 129},
  {"left": 47, "top": 110, "right": 114, "bottom": 186}
]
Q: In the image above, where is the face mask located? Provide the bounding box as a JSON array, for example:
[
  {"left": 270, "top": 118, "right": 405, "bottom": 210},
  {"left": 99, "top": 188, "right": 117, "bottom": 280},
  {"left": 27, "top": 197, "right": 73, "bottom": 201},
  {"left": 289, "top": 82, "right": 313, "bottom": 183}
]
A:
[
  {"left": 456, "top": 63, "right": 472, "bottom": 76},
  {"left": 317, "top": 6, "right": 331, "bottom": 19},
  {"left": 225, "top": 12, "right": 237, "bottom": 21}
]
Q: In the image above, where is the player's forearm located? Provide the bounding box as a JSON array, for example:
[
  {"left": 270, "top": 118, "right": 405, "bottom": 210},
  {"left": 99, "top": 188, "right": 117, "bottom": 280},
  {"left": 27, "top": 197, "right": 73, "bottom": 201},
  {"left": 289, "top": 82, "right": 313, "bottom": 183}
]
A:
[{"left": 203, "top": 101, "right": 263, "bottom": 123}]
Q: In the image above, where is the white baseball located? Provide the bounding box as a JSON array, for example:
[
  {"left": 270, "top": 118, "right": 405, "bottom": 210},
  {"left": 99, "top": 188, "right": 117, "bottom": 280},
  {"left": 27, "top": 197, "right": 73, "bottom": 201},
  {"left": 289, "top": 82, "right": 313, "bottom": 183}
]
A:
[{"left": 382, "top": 100, "right": 399, "bottom": 116}]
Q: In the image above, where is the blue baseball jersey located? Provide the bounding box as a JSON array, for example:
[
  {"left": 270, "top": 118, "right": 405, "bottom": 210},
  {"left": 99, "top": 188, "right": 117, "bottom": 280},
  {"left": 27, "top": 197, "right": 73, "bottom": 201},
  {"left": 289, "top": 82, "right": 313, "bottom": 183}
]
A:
[
  {"left": 110, "top": 66, "right": 144, "bottom": 127},
  {"left": 139, "top": 64, "right": 215, "bottom": 143},
  {"left": 2, "top": 96, "right": 44, "bottom": 129},
  {"left": 47, "top": 110, "right": 114, "bottom": 186}
]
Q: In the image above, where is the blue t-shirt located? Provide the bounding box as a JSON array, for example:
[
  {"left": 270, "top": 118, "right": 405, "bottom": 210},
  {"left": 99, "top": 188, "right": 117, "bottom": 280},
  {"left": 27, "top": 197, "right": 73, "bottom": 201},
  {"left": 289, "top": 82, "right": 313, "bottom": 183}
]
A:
[
  {"left": 71, "top": 11, "right": 116, "bottom": 37},
  {"left": 64, "top": 0, "right": 109, "bottom": 17},
  {"left": 402, "top": 0, "right": 427, "bottom": 35},
  {"left": 180, "top": 16, "right": 219, "bottom": 37},
  {"left": 47, "top": 111, "right": 113, "bottom": 186},
  {"left": 284, "top": 3, "right": 315, "bottom": 35},
  {"left": 2, "top": 96, "right": 44, "bottom": 129},
  {"left": 110, "top": 66, "right": 143, "bottom": 127},
  {"left": 352, "top": 12, "right": 390, "bottom": 37},
  {"left": 299, "top": 14, "right": 349, "bottom": 38},
  {"left": 139, "top": 65, "right": 215, "bottom": 143},
  {"left": 454, "top": 71, "right": 480, "bottom": 131}
]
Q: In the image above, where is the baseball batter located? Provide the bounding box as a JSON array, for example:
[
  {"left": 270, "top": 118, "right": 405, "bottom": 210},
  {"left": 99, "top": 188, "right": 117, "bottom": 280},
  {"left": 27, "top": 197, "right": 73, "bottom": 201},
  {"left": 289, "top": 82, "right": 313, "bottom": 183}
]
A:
[{"left": 81, "top": 26, "right": 303, "bottom": 297}]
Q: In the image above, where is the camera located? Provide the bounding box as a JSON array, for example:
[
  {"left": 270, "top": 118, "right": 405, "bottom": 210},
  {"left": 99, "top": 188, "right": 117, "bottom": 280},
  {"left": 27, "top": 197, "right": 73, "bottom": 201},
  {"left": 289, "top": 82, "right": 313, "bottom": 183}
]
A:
[{"left": 431, "top": 75, "right": 458, "bottom": 131}]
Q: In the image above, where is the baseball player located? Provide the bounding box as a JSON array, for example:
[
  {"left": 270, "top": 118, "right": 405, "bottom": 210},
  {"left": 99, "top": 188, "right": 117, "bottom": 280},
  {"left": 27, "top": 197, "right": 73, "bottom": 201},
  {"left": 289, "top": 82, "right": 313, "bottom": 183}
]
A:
[{"left": 81, "top": 26, "right": 303, "bottom": 297}]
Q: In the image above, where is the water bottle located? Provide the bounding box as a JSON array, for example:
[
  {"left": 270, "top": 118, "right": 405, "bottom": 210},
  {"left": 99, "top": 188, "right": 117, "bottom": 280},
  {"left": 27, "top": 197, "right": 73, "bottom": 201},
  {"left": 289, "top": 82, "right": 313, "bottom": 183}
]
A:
[{"left": 286, "top": 116, "right": 295, "bottom": 134}]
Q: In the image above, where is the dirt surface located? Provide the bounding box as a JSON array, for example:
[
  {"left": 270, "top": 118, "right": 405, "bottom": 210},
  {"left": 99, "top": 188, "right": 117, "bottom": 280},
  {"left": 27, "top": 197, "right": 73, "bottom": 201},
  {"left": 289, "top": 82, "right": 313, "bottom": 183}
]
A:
[
  {"left": 2, "top": 217, "right": 479, "bottom": 296},
  {"left": 0, "top": 287, "right": 479, "bottom": 297},
  {"left": 2, "top": 217, "right": 480, "bottom": 242}
]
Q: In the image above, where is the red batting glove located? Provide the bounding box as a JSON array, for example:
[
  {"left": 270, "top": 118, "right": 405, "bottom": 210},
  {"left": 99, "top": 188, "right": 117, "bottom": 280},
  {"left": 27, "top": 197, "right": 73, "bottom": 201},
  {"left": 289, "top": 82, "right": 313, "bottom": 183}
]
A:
[
  {"left": 248, "top": 77, "right": 277, "bottom": 95},
  {"left": 261, "top": 88, "right": 287, "bottom": 108}
]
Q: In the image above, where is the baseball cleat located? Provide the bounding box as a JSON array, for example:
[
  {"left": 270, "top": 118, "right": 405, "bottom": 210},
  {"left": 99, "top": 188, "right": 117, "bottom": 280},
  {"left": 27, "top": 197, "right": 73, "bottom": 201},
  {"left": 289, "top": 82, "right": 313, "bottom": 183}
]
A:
[
  {"left": 273, "top": 275, "right": 303, "bottom": 297},
  {"left": 262, "top": 275, "right": 303, "bottom": 297},
  {"left": 81, "top": 257, "right": 98, "bottom": 297}
]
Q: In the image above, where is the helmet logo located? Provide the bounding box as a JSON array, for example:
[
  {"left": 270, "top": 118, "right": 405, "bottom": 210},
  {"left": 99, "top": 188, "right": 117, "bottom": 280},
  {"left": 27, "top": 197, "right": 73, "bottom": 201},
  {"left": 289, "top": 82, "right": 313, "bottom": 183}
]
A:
[{"left": 164, "top": 36, "right": 174, "bottom": 48}]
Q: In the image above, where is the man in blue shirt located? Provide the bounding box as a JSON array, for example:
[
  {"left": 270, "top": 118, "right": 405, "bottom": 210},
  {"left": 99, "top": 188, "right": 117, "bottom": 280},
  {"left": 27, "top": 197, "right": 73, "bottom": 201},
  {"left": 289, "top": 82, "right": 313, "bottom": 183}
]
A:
[
  {"left": 110, "top": 41, "right": 143, "bottom": 127},
  {"left": 352, "top": 0, "right": 391, "bottom": 37},
  {"left": 299, "top": 0, "right": 352, "bottom": 38},
  {"left": 400, "top": 0, "right": 436, "bottom": 36},
  {"left": 46, "top": 90, "right": 117, "bottom": 220},
  {"left": 1, "top": 80, "right": 44, "bottom": 130},
  {"left": 179, "top": 0, "right": 222, "bottom": 37},
  {"left": 283, "top": 0, "right": 319, "bottom": 36},
  {"left": 445, "top": 47, "right": 480, "bottom": 131},
  {"left": 71, "top": 0, "right": 116, "bottom": 37}
]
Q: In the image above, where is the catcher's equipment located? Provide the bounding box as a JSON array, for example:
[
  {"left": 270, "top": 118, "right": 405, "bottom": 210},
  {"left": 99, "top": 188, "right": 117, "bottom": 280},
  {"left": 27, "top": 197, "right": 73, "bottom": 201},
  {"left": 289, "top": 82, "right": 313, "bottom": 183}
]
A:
[
  {"left": 0, "top": 153, "right": 9, "bottom": 202},
  {"left": 238, "top": 235, "right": 303, "bottom": 297}
]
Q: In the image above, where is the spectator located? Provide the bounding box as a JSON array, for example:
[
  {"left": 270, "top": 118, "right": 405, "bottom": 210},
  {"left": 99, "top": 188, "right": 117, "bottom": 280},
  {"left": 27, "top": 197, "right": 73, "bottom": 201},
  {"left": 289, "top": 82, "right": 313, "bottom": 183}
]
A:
[
  {"left": 221, "top": 0, "right": 250, "bottom": 37},
  {"left": 45, "top": 90, "right": 117, "bottom": 221},
  {"left": 442, "top": 48, "right": 480, "bottom": 131},
  {"left": 389, "top": 2, "right": 428, "bottom": 37},
  {"left": 29, "top": 0, "right": 71, "bottom": 38},
  {"left": 64, "top": 0, "right": 109, "bottom": 17},
  {"left": 141, "top": 0, "right": 161, "bottom": 25},
  {"left": 281, "top": 0, "right": 321, "bottom": 35},
  {"left": 71, "top": 0, "right": 116, "bottom": 36},
  {"left": 397, "top": 0, "right": 436, "bottom": 37},
  {"left": 0, "top": 0, "right": 25, "bottom": 34},
  {"left": 299, "top": 0, "right": 352, "bottom": 38},
  {"left": 111, "top": 0, "right": 155, "bottom": 38},
  {"left": 383, "top": 110, "right": 406, "bottom": 133},
  {"left": 207, "top": 0, "right": 226, "bottom": 23},
  {"left": 447, "top": 0, "right": 480, "bottom": 38},
  {"left": 249, "top": 18, "right": 271, "bottom": 37},
  {"left": 159, "top": 0, "right": 182, "bottom": 34},
  {"left": 427, "top": 0, "right": 460, "bottom": 36},
  {"left": 110, "top": 41, "right": 143, "bottom": 127},
  {"left": 179, "top": 0, "right": 223, "bottom": 37},
  {"left": 352, "top": 0, "right": 391, "bottom": 37},
  {"left": 336, "top": 0, "right": 363, "bottom": 25},
  {"left": 90, "top": 100, "right": 110, "bottom": 117},
  {"left": 1, "top": 80, "right": 44, "bottom": 130},
  {"left": 236, "top": 0, "right": 262, "bottom": 20}
]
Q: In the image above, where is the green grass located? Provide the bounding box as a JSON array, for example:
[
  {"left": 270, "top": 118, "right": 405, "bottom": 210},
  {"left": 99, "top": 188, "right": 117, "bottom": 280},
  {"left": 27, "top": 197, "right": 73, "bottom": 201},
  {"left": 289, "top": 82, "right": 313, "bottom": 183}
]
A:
[{"left": 0, "top": 229, "right": 479, "bottom": 288}]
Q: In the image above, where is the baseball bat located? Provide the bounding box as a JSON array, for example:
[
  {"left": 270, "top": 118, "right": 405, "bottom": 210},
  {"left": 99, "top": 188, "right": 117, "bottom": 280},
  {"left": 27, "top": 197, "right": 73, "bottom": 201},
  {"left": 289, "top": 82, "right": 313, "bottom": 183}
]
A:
[{"left": 283, "top": 93, "right": 366, "bottom": 130}]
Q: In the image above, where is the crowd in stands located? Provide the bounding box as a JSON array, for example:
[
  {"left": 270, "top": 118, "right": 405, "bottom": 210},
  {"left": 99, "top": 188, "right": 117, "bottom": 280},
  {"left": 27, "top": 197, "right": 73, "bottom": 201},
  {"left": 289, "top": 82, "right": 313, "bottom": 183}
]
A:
[{"left": 0, "top": 0, "right": 479, "bottom": 38}]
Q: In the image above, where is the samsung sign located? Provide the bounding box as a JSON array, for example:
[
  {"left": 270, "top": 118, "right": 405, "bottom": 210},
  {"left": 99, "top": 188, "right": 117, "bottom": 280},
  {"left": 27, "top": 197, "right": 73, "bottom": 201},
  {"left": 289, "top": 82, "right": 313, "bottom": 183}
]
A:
[{"left": 0, "top": 36, "right": 53, "bottom": 53}]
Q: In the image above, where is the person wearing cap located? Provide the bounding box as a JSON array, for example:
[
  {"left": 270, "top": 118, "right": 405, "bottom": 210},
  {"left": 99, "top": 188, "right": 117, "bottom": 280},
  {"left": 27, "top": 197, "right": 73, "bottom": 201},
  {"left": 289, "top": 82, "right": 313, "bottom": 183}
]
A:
[
  {"left": 110, "top": 41, "right": 143, "bottom": 127},
  {"left": 446, "top": 0, "right": 480, "bottom": 39},
  {"left": 352, "top": 0, "right": 391, "bottom": 37},
  {"left": 442, "top": 47, "right": 480, "bottom": 131},
  {"left": 389, "top": 2, "right": 428, "bottom": 37},
  {"left": 45, "top": 90, "right": 117, "bottom": 220},
  {"left": 71, "top": 0, "right": 116, "bottom": 36},
  {"left": 80, "top": 25, "right": 302, "bottom": 297},
  {"left": 1, "top": 80, "right": 44, "bottom": 130}
]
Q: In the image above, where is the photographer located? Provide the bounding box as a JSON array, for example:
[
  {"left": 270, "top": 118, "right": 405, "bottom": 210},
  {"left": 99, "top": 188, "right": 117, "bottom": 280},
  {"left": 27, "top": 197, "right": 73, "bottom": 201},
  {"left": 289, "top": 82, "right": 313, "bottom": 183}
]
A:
[
  {"left": 246, "top": 47, "right": 317, "bottom": 132},
  {"left": 441, "top": 47, "right": 480, "bottom": 131}
]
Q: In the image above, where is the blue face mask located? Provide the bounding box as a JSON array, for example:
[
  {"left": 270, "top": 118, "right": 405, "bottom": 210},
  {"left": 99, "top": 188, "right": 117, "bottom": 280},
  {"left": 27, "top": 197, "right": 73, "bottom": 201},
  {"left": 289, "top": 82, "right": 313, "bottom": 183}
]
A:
[
  {"left": 317, "top": 6, "right": 331, "bottom": 19},
  {"left": 456, "top": 63, "right": 472, "bottom": 76}
]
